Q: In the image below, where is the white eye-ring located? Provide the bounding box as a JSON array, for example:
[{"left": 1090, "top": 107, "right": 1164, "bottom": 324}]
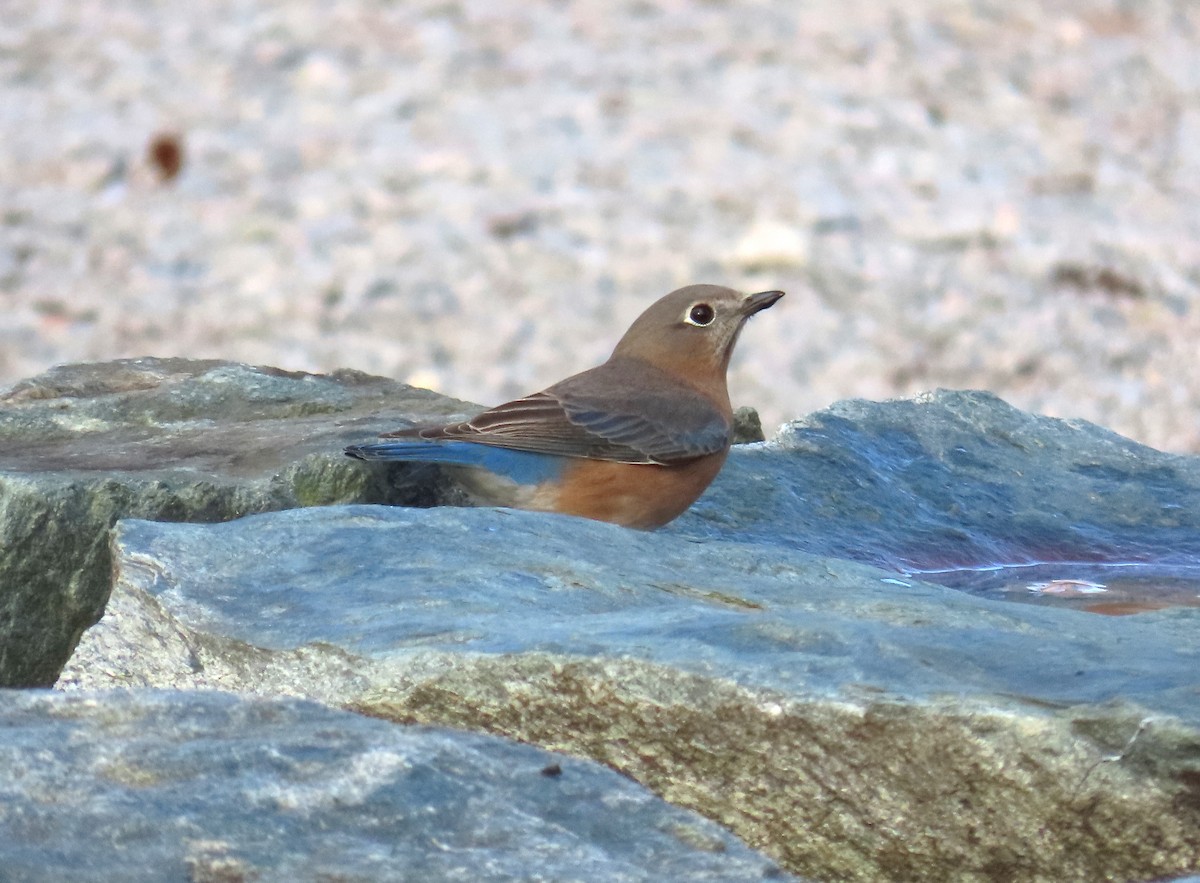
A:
[{"left": 685, "top": 303, "right": 715, "bottom": 326}]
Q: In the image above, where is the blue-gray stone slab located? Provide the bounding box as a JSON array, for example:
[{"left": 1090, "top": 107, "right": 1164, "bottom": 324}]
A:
[
  {"left": 62, "top": 503, "right": 1200, "bottom": 883},
  {"left": 0, "top": 689, "right": 795, "bottom": 883}
]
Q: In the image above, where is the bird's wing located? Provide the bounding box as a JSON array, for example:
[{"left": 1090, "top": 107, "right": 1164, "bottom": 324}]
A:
[{"left": 384, "top": 361, "right": 730, "bottom": 464}]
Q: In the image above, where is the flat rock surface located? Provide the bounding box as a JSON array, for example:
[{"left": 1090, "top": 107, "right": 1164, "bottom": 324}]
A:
[
  {"left": 4, "top": 1, "right": 1200, "bottom": 451},
  {"left": 0, "top": 356, "right": 470, "bottom": 474},
  {"left": 70, "top": 505, "right": 1200, "bottom": 719},
  {"left": 0, "top": 689, "right": 794, "bottom": 883},
  {"left": 63, "top": 501, "right": 1200, "bottom": 882}
]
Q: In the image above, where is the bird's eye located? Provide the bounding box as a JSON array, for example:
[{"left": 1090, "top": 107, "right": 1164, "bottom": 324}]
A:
[{"left": 686, "top": 303, "right": 715, "bottom": 327}]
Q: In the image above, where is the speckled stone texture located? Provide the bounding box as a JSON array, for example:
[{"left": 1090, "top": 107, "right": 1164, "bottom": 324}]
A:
[
  {"left": 4, "top": 1, "right": 1200, "bottom": 450},
  {"left": 0, "top": 689, "right": 797, "bottom": 882}
]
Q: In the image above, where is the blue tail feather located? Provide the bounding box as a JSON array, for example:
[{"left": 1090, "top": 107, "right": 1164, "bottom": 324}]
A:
[{"left": 345, "top": 439, "right": 564, "bottom": 486}]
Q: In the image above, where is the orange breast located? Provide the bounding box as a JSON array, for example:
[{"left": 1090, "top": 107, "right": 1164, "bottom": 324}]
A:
[{"left": 536, "top": 453, "right": 728, "bottom": 529}]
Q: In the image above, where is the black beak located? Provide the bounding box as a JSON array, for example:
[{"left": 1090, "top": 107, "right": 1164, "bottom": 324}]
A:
[{"left": 742, "top": 290, "right": 785, "bottom": 315}]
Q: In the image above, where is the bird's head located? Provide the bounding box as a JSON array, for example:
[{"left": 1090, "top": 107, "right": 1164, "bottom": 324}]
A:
[{"left": 609, "top": 284, "right": 784, "bottom": 383}]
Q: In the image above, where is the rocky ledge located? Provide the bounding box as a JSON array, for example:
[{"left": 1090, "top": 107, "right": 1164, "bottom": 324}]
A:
[{"left": 2, "top": 359, "right": 1198, "bottom": 882}]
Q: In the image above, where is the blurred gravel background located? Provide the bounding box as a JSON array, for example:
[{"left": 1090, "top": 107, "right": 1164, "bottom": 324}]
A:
[{"left": 2, "top": 0, "right": 1199, "bottom": 450}]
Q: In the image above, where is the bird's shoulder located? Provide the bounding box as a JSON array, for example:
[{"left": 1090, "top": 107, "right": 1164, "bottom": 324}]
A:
[{"left": 545, "top": 358, "right": 730, "bottom": 428}]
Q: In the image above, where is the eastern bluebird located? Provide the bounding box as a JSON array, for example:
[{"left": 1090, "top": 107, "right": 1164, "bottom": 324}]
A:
[{"left": 346, "top": 284, "right": 784, "bottom": 529}]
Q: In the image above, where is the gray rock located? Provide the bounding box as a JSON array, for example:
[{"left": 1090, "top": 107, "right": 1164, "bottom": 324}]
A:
[
  {"left": 677, "top": 389, "right": 1200, "bottom": 571},
  {"left": 0, "top": 689, "right": 794, "bottom": 883},
  {"left": 63, "top": 502, "right": 1200, "bottom": 883},
  {"left": 11, "top": 361, "right": 1200, "bottom": 880},
  {"left": 0, "top": 358, "right": 473, "bottom": 687}
]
